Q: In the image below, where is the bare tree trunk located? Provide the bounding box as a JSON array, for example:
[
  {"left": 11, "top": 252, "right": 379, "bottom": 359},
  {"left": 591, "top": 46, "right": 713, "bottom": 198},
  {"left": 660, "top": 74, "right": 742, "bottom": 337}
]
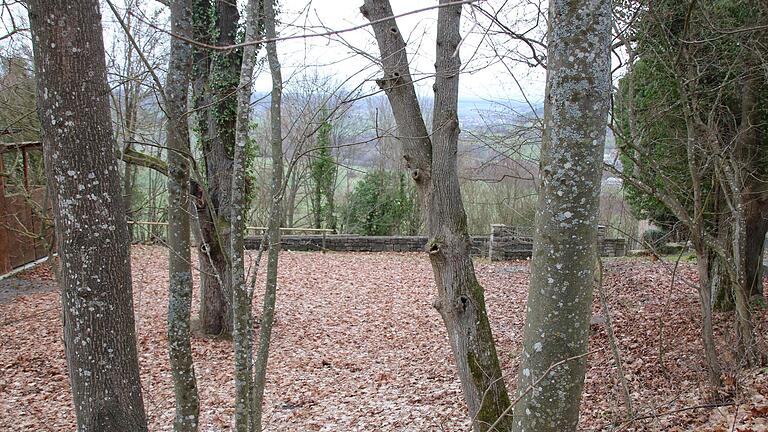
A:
[
  {"left": 230, "top": 0, "right": 262, "bottom": 429},
  {"left": 512, "top": 0, "right": 611, "bottom": 429},
  {"left": 361, "top": 2, "right": 511, "bottom": 429},
  {"left": 284, "top": 168, "right": 301, "bottom": 228},
  {"left": 252, "top": 0, "right": 284, "bottom": 429},
  {"left": 728, "top": 68, "right": 761, "bottom": 364},
  {"left": 745, "top": 199, "right": 767, "bottom": 299},
  {"left": 693, "top": 243, "right": 723, "bottom": 388},
  {"left": 312, "top": 177, "right": 322, "bottom": 229},
  {"left": 712, "top": 188, "right": 735, "bottom": 312},
  {"left": 166, "top": 0, "right": 200, "bottom": 430},
  {"left": 124, "top": 161, "right": 135, "bottom": 242},
  {"left": 27, "top": 1, "right": 148, "bottom": 429},
  {"left": 196, "top": 210, "right": 230, "bottom": 335},
  {"left": 191, "top": 1, "right": 215, "bottom": 324},
  {"left": 196, "top": 207, "right": 230, "bottom": 336},
  {"left": 595, "top": 258, "right": 633, "bottom": 418}
]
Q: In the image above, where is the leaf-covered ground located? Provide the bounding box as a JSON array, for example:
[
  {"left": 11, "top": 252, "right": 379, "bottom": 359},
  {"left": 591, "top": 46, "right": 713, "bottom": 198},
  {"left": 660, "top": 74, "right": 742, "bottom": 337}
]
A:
[{"left": 1, "top": 246, "right": 767, "bottom": 431}]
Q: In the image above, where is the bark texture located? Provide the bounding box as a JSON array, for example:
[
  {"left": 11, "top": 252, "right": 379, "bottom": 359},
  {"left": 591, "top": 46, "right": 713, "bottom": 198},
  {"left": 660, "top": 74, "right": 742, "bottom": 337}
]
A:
[
  {"left": 251, "top": 0, "right": 284, "bottom": 428},
  {"left": 361, "top": 1, "right": 511, "bottom": 430},
  {"left": 230, "top": 0, "right": 262, "bottom": 429},
  {"left": 166, "top": 0, "right": 200, "bottom": 430},
  {"left": 511, "top": 0, "right": 611, "bottom": 430},
  {"left": 694, "top": 242, "right": 723, "bottom": 387},
  {"left": 27, "top": 1, "right": 148, "bottom": 430}
]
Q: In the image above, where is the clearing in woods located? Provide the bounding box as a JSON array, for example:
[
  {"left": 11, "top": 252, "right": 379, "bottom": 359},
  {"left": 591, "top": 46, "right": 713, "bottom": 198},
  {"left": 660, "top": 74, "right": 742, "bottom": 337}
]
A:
[{"left": 0, "top": 245, "right": 766, "bottom": 431}]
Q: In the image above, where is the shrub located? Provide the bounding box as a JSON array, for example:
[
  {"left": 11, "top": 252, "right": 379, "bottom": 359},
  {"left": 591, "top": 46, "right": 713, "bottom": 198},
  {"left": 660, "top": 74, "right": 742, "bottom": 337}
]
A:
[
  {"left": 341, "top": 170, "right": 420, "bottom": 235},
  {"left": 642, "top": 227, "right": 668, "bottom": 252}
]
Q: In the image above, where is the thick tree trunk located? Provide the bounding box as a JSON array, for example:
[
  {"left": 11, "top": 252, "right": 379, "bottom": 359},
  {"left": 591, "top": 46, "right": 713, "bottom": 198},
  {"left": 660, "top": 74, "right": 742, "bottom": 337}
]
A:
[
  {"left": 361, "top": 2, "right": 512, "bottom": 429},
  {"left": 511, "top": 0, "right": 611, "bottom": 430},
  {"left": 166, "top": 1, "right": 200, "bottom": 430},
  {"left": 27, "top": 1, "right": 148, "bottom": 429},
  {"left": 252, "top": 1, "right": 284, "bottom": 429},
  {"left": 712, "top": 254, "right": 734, "bottom": 312},
  {"left": 192, "top": 0, "right": 241, "bottom": 337},
  {"left": 196, "top": 209, "right": 231, "bottom": 336},
  {"left": 737, "top": 66, "right": 768, "bottom": 302}
]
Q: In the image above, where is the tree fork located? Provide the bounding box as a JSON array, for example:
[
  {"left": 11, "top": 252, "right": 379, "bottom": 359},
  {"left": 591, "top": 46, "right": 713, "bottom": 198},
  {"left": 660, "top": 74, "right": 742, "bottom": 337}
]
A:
[{"left": 362, "top": 1, "right": 512, "bottom": 429}]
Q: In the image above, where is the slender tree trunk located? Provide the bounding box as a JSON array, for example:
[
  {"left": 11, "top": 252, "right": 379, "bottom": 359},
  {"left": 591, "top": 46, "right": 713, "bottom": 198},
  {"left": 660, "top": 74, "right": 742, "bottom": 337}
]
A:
[
  {"left": 595, "top": 258, "right": 633, "bottom": 418},
  {"left": 512, "top": 0, "right": 611, "bottom": 429},
  {"left": 285, "top": 170, "right": 301, "bottom": 228},
  {"left": 124, "top": 158, "right": 135, "bottom": 242},
  {"left": 745, "top": 198, "right": 767, "bottom": 299},
  {"left": 675, "top": 38, "right": 728, "bottom": 387},
  {"left": 166, "top": 0, "right": 200, "bottom": 430},
  {"left": 712, "top": 188, "right": 735, "bottom": 312},
  {"left": 327, "top": 190, "right": 336, "bottom": 232},
  {"left": 230, "top": 0, "right": 261, "bottom": 429},
  {"left": 252, "top": 1, "right": 284, "bottom": 429},
  {"left": 122, "top": 72, "right": 138, "bottom": 243},
  {"left": 693, "top": 243, "right": 723, "bottom": 389},
  {"left": 729, "top": 199, "right": 755, "bottom": 363},
  {"left": 361, "top": 2, "right": 511, "bottom": 429},
  {"left": 312, "top": 178, "right": 322, "bottom": 229},
  {"left": 728, "top": 68, "right": 761, "bottom": 364},
  {"left": 27, "top": 1, "right": 148, "bottom": 429},
  {"left": 148, "top": 179, "right": 158, "bottom": 240}
]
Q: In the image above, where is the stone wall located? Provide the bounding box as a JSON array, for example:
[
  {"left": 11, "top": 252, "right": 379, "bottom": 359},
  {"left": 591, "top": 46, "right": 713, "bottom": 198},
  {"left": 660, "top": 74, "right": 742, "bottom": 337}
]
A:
[
  {"left": 244, "top": 226, "right": 627, "bottom": 260},
  {"left": 487, "top": 224, "right": 627, "bottom": 261},
  {"left": 600, "top": 238, "right": 627, "bottom": 257},
  {"left": 245, "top": 235, "right": 489, "bottom": 256},
  {"left": 488, "top": 224, "right": 533, "bottom": 261}
]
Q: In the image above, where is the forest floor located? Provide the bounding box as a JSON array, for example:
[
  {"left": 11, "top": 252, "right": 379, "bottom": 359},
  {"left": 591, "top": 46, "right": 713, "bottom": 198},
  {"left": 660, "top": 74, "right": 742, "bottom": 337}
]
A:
[{"left": 1, "top": 245, "right": 767, "bottom": 431}]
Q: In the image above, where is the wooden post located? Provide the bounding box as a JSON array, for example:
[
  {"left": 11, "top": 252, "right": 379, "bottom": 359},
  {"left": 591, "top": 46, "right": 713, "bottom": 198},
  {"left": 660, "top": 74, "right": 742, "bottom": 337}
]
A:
[
  {"left": 0, "top": 155, "right": 9, "bottom": 274},
  {"left": 21, "top": 147, "right": 29, "bottom": 190}
]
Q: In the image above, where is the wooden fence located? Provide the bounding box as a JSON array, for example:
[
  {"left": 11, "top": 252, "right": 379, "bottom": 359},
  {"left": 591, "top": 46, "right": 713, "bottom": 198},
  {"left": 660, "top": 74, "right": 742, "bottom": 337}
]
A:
[{"left": 0, "top": 142, "right": 52, "bottom": 275}]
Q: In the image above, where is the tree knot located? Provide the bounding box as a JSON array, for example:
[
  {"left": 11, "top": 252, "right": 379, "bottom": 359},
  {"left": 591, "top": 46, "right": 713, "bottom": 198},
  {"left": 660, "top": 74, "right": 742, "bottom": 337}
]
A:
[
  {"left": 456, "top": 295, "right": 469, "bottom": 313},
  {"left": 427, "top": 238, "right": 442, "bottom": 255}
]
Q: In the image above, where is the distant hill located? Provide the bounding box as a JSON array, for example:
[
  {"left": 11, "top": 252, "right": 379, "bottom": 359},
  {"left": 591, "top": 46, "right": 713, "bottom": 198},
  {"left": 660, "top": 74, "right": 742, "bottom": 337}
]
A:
[{"left": 458, "top": 97, "right": 542, "bottom": 128}]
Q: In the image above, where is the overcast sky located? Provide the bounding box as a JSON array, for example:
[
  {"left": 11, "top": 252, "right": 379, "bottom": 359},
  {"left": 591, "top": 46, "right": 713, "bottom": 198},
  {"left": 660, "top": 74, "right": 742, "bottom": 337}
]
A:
[
  {"left": 249, "top": 0, "right": 548, "bottom": 103},
  {"left": 0, "top": 0, "right": 549, "bottom": 105}
]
